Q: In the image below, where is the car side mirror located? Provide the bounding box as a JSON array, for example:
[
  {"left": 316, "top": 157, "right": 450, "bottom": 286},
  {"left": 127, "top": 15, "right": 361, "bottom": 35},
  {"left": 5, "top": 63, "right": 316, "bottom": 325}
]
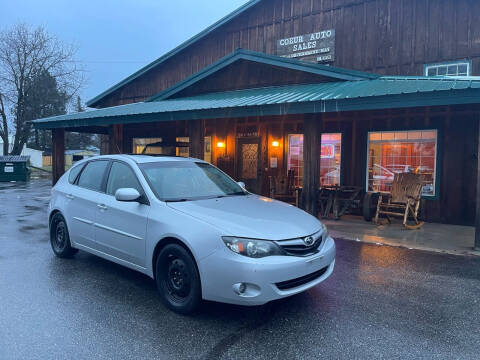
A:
[
  {"left": 115, "top": 188, "right": 141, "bottom": 202},
  {"left": 237, "top": 181, "right": 246, "bottom": 189}
]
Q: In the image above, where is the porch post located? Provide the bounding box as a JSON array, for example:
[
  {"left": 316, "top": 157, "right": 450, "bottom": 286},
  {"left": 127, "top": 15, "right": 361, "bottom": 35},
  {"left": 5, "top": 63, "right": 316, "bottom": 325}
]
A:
[
  {"left": 189, "top": 119, "right": 205, "bottom": 160},
  {"left": 51, "top": 128, "right": 65, "bottom": 185},
  {"left": 302, "top": 114, "right": 321, "bottom": 216},
  {"left": 162, "top": 122, "right": 177, "bottom": 156},
  {"left": 108, "top": 124, "right": 124, "bottom": 154},
  {"left": 475, "top": 117, "right": 480, "bottom": 250}
]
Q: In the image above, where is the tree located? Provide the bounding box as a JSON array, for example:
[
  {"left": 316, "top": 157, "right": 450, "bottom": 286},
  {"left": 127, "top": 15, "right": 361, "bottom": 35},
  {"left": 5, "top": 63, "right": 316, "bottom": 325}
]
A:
[
  {"left": 25, "top": 70, "right": 68, "bottom": 150},
  {"left": 0, "top": 92, "right": 8, "bottom": 154},
  {"left": 65, "top": 96, "right": 99, "bottom": 150},
  {"left": 0, "top": 24, "right": 83, "bottom": 155}
]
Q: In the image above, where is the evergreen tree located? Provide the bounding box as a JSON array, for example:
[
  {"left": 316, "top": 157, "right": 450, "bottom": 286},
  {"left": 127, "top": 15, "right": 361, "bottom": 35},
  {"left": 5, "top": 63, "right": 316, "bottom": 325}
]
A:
[{"left": 24, "top": 70, "right": 67, "bottom": 151}]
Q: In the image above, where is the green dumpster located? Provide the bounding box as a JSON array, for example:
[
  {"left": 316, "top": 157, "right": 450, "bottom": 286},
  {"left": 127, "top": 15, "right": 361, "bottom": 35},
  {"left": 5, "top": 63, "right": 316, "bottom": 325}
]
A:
[{"left": 0, "top": 156, "right": 30, "bottom": 182}]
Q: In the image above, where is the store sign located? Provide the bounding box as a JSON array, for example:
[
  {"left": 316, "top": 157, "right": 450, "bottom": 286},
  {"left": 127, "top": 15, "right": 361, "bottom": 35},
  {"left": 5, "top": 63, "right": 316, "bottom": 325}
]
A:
[
  {"left": 321, "top": 144, "right": 335, "bottom": 158},
  {"left": 277, "top": 29, "right": 335, "bottom": 63}
]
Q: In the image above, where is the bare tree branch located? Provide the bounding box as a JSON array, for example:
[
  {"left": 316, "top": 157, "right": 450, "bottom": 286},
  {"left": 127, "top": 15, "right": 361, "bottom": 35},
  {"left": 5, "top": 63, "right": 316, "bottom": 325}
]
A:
[{"left": 0, "top": 23, "right": 85, "bottom": 154}]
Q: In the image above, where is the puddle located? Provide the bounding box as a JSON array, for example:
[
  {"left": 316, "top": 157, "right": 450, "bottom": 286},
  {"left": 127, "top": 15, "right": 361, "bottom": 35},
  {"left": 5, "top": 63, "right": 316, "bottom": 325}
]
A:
[
  {"left": 24, "top": 205, "right": 42, "bottom": 211},
  {"left": 19, "top": 224, "right": 45, "bottom": 232}
]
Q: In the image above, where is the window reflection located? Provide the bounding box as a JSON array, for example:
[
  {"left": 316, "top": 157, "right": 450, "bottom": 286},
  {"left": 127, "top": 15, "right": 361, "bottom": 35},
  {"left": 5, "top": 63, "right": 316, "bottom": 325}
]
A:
[
  {"left": 367, "top": 130, "right": 437, "bottom": 196},
  {"left": 287, "top": 133, "right": 342, "bottom": 187}
]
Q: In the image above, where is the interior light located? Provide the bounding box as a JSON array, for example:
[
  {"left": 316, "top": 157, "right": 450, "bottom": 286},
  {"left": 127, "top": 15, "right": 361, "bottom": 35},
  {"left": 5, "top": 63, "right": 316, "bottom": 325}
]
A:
[
  {"left": 271, "top": 140, "right": 280, "bottom": 148},
  {"left": 217, "top": 141, "right": 225, "bottom": 148}
]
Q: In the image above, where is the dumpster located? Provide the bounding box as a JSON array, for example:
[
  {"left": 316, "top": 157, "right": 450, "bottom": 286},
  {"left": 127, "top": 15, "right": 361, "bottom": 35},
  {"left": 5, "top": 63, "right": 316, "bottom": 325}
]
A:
[{"left": 0, "top": 156, "right": 30, "bottom": 182}]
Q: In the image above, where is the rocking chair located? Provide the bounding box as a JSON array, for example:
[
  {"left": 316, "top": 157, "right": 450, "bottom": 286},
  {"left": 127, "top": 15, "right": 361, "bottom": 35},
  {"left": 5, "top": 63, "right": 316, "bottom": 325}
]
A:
[
  {"left": 269, "top": 170, "right": 298, "bottom": 206},
  {"left": 374, "top": 172, "right": 425, "bottom": 230}
]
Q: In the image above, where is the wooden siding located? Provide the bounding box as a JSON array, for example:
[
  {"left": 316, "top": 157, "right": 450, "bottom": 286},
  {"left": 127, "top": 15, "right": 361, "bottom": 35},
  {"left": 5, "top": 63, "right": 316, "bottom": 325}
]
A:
[
  {"left": 116, "top": 104, "right": 478, "bottom": 225},
  {"left": 96, "top": 0, "right": 480, "bottom": 108}
]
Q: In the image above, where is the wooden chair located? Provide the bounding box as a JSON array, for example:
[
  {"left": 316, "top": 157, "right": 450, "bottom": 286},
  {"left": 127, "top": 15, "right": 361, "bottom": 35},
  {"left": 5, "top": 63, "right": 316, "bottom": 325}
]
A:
[
  {"left": 374, "top": 172, "right": 425, "bottom": 229},
  {"left": 269, "top": 170, "right": 299, "bottom": 206}
]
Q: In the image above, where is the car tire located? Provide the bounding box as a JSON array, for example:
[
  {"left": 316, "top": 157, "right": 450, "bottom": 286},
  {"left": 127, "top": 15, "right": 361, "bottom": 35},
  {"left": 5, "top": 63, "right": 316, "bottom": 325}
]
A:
[
  {"left": 50, "top": 213, "right": 78, "bottom": 258},
  {"left": 155, "top": 244, "right": 201, "bottom": 314}
]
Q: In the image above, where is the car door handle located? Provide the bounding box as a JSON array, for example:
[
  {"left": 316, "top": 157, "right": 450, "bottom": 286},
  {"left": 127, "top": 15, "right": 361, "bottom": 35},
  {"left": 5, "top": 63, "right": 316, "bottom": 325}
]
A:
[
  {"left": 97, "top": 204, "right": 108, "bottom": 210},
  {"left": 66, "top": 194, "right": 74, "bottom": 200}
]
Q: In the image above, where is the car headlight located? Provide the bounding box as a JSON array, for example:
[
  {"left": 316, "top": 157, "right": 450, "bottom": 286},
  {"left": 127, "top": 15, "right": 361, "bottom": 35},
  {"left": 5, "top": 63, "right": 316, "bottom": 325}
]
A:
[
  {"left": 222, "top": 236, "right": 284, "bottom": 258},
  {"left": 320, "top": 223, "right": 328, "bottom": 239}
]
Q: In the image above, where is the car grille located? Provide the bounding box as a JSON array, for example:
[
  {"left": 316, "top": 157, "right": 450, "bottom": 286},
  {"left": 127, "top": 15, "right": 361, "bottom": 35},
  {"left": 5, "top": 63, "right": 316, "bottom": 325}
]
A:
[
  {"left": 275, "top": 266, "right": 329, "bottom": 291},
  {"left": 275, "top": 231, "right": 324, "bottom": 257}
]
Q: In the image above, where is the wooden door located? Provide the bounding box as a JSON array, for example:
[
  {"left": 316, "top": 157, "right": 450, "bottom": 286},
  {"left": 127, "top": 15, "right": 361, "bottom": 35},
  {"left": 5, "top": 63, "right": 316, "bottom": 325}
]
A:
[{"left": 236, "top": 138, "right": 262, "bottom": 194}]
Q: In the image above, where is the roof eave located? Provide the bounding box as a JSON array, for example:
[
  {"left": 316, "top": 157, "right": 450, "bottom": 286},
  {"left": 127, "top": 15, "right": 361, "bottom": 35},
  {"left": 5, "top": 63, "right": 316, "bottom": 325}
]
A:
[
  {"left": 35, "top": 88, "right": 480, "bottom": 130},
  {"left": 86, "top": 0, "right": 261, "bottom": 108}
]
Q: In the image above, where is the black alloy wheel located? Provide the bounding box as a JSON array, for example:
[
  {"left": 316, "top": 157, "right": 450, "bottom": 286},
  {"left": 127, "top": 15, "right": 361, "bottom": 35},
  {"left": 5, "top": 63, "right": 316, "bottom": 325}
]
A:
[
  {"left": 156, "top": 244, "right": 201, "bottom": 314},
  {"left": 49, "top": 213, "right": 78, "bottom": 258}
]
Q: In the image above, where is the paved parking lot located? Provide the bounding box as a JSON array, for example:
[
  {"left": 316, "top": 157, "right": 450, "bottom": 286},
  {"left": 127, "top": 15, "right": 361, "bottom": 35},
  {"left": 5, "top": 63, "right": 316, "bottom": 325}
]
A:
[{"left": 0, "top": 180, "right": 479, "bottom": 359}]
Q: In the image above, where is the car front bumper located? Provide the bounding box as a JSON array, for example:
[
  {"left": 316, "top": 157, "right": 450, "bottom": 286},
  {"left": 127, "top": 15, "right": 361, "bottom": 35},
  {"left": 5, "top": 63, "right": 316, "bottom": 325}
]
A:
[{"left": 199, "top": 236, "right": 336, "bottom": 306}]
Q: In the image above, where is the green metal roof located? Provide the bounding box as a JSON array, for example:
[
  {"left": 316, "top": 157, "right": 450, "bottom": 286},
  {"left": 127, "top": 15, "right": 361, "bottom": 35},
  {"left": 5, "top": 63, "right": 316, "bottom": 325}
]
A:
[
  {"left": 33, "top": 76, "right": 480, "bottom": 129},
  {"left": 86, "top": 0, "right": 261, "bottom": 108},
  {"left": 148, "top": 49, "right": 379, "bottom": 101}
]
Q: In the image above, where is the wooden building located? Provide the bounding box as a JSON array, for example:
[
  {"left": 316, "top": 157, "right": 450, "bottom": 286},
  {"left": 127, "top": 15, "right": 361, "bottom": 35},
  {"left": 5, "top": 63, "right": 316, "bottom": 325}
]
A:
[{"left": 33, "top": 0, "right": 480, "bottom": 249}]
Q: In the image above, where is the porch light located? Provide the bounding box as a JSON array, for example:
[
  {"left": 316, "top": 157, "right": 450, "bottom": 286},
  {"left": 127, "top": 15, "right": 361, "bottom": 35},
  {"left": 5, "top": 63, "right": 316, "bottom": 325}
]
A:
[
  {"left": 217, "top": 141, "right": 225, "bottom": 148},
  {"left": 271, "top": 140, "right": 280, "bottom": 148}
]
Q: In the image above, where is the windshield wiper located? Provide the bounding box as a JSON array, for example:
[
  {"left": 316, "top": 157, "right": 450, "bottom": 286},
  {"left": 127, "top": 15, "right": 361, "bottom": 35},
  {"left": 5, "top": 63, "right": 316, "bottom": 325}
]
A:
[
  {"left": 164, "top": 198, "right": 190, "bottom": 202},
  {"left": 228, "top": 191, "right": 247, "bottom": 196}
]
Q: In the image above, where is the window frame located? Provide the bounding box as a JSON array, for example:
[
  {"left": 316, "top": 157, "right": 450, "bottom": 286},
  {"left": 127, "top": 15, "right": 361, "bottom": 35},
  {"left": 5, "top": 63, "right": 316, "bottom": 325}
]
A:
[
  {"left": 424, "top": 60, "right": 472, "bottom": 77},
  {"left": 68, "top": 162, "right": 86, "bottom": 184},
  {"left": 286, "top": 132, "right": 344, "bottom": 187},
  {"left": 365, "top": 129, "right": 440, "bottom": 199},
  {"left": 74, "top": 159, "right": 111, "bottom": 193}
]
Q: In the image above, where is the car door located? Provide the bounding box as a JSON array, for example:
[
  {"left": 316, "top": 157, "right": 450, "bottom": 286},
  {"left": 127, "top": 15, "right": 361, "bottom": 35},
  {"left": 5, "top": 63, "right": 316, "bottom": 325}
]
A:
[
  {"left": 65, "top": 160, "right": 110, "bottom": 249},
  {"left": 94, "top": 161, "right": 150, "bottom": 267}
]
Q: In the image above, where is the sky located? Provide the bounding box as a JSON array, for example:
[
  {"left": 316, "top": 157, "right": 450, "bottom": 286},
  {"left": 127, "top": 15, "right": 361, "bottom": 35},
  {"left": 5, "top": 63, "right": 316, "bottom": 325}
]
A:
[{"left": 1, "top": 0, "right": 250, "bottom": 107}]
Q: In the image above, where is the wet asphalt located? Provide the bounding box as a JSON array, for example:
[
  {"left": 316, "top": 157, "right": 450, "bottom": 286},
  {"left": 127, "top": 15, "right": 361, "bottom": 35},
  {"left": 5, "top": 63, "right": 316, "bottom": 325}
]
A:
[{"left": 0, "top": 179, "right": 479, "bottom": 360}]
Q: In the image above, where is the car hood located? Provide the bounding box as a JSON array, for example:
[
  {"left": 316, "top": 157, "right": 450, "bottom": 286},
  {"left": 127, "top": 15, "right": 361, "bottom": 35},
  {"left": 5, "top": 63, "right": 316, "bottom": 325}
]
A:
[{"left": 166, "top": 195, "right": 321, "bottom": 240}]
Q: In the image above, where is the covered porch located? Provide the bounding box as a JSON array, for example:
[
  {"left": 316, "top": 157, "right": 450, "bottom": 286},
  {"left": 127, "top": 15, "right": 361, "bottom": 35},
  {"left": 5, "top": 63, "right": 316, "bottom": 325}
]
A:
[
  {"left": 323, "top": 216, "right": 478, "bottom": 256},
  {"left": 32, "top": 50, "right": 480, "bottom": 251}
]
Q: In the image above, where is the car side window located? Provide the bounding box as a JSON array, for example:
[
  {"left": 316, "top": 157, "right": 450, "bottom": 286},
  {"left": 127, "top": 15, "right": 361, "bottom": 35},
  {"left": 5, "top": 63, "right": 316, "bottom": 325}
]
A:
[
  {"left": 106, "top": 161, "right": 143, "bottom": 196},
  {"left": 77, "top": 160, "right": 109, "bottom": 192},
  {"left": 68, "top": 163, "right": 85, "bottom": 184}
]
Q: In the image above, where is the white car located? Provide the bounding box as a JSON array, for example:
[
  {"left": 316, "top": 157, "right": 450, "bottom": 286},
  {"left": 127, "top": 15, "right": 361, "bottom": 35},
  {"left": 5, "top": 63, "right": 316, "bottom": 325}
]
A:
[{"left": 49, "top": 155, "right": 335, "bottom": 313}]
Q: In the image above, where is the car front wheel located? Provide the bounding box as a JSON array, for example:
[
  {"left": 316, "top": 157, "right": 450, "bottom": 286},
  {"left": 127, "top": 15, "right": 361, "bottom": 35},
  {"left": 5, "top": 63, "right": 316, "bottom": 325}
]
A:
[
  {"left": 155, "top": 243, "right": 201, "bottom": 314},
  {"left": 50, "top": 213, "right": 78, "bottom": 258}
]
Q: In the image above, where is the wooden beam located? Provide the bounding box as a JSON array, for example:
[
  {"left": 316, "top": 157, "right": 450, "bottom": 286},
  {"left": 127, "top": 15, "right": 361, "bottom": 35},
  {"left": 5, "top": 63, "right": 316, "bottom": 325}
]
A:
[
  {"left": 161, "top": 122, "right": 177, "bottom": 156},
  {"left": 108, "top": 124, "right": 124, "bottom": 154},
  {"left": 188, "top": 119, "right": 205, "bottom": 160},
  {"left": 65, "top": 126, "right": 109, "bottom": 135},
  {"left": 475, "top": 116, "right": 480, "bottom": 250},
  {"left": 51, "top": 128, "right": 65, "bottom": 185},
  {"left": 301, "top": 114, "right": 321, "bottom": 216}
]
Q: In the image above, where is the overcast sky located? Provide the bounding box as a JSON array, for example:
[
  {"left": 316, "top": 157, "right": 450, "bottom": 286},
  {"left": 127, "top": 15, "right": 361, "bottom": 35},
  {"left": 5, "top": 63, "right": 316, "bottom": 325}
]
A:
[{"left": 2, "top": 0, "right": 250, "bottom": 106}]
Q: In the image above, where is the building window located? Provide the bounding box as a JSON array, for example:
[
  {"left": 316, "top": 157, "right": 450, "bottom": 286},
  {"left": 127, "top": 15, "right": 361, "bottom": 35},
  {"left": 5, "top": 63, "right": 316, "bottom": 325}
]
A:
[
  {"left": 287, "top": 133, "right": 342, "bottom": 187},
  {"left": 175, "top": 136, "right": 212, "bottom": 162},
  {"left": 133, "top": 138, "right": 162, "bottom": 154},
  {"left": 424, "top": 60, "right": 471, "bottom": 76},
  {"left": 133, "top": 137, "right": 211, "bottom": 162},
  {"left": 366, "top": 130, "right": 438, "bottom": 196}
]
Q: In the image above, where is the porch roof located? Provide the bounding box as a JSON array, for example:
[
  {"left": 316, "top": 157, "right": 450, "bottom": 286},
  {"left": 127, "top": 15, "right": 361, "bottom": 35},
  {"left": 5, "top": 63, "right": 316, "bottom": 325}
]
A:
[{"left": 33, "top": 76, "right": 480, "bottom": 129}]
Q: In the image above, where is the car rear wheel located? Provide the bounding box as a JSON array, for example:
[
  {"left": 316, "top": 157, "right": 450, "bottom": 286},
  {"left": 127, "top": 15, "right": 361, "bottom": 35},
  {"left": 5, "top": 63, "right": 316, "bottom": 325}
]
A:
[
  {"left": 50, "top": 213, "right": 78, "bottom": 258},
  {"left": 155, "top": 244, "right": 201, "bottom": 314}
]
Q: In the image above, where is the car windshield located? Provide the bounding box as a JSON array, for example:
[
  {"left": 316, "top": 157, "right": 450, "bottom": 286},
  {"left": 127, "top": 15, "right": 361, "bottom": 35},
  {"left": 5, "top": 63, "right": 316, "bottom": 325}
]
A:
[{"left": 140, "top": 161, "right": 247, "bottom": 202}]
